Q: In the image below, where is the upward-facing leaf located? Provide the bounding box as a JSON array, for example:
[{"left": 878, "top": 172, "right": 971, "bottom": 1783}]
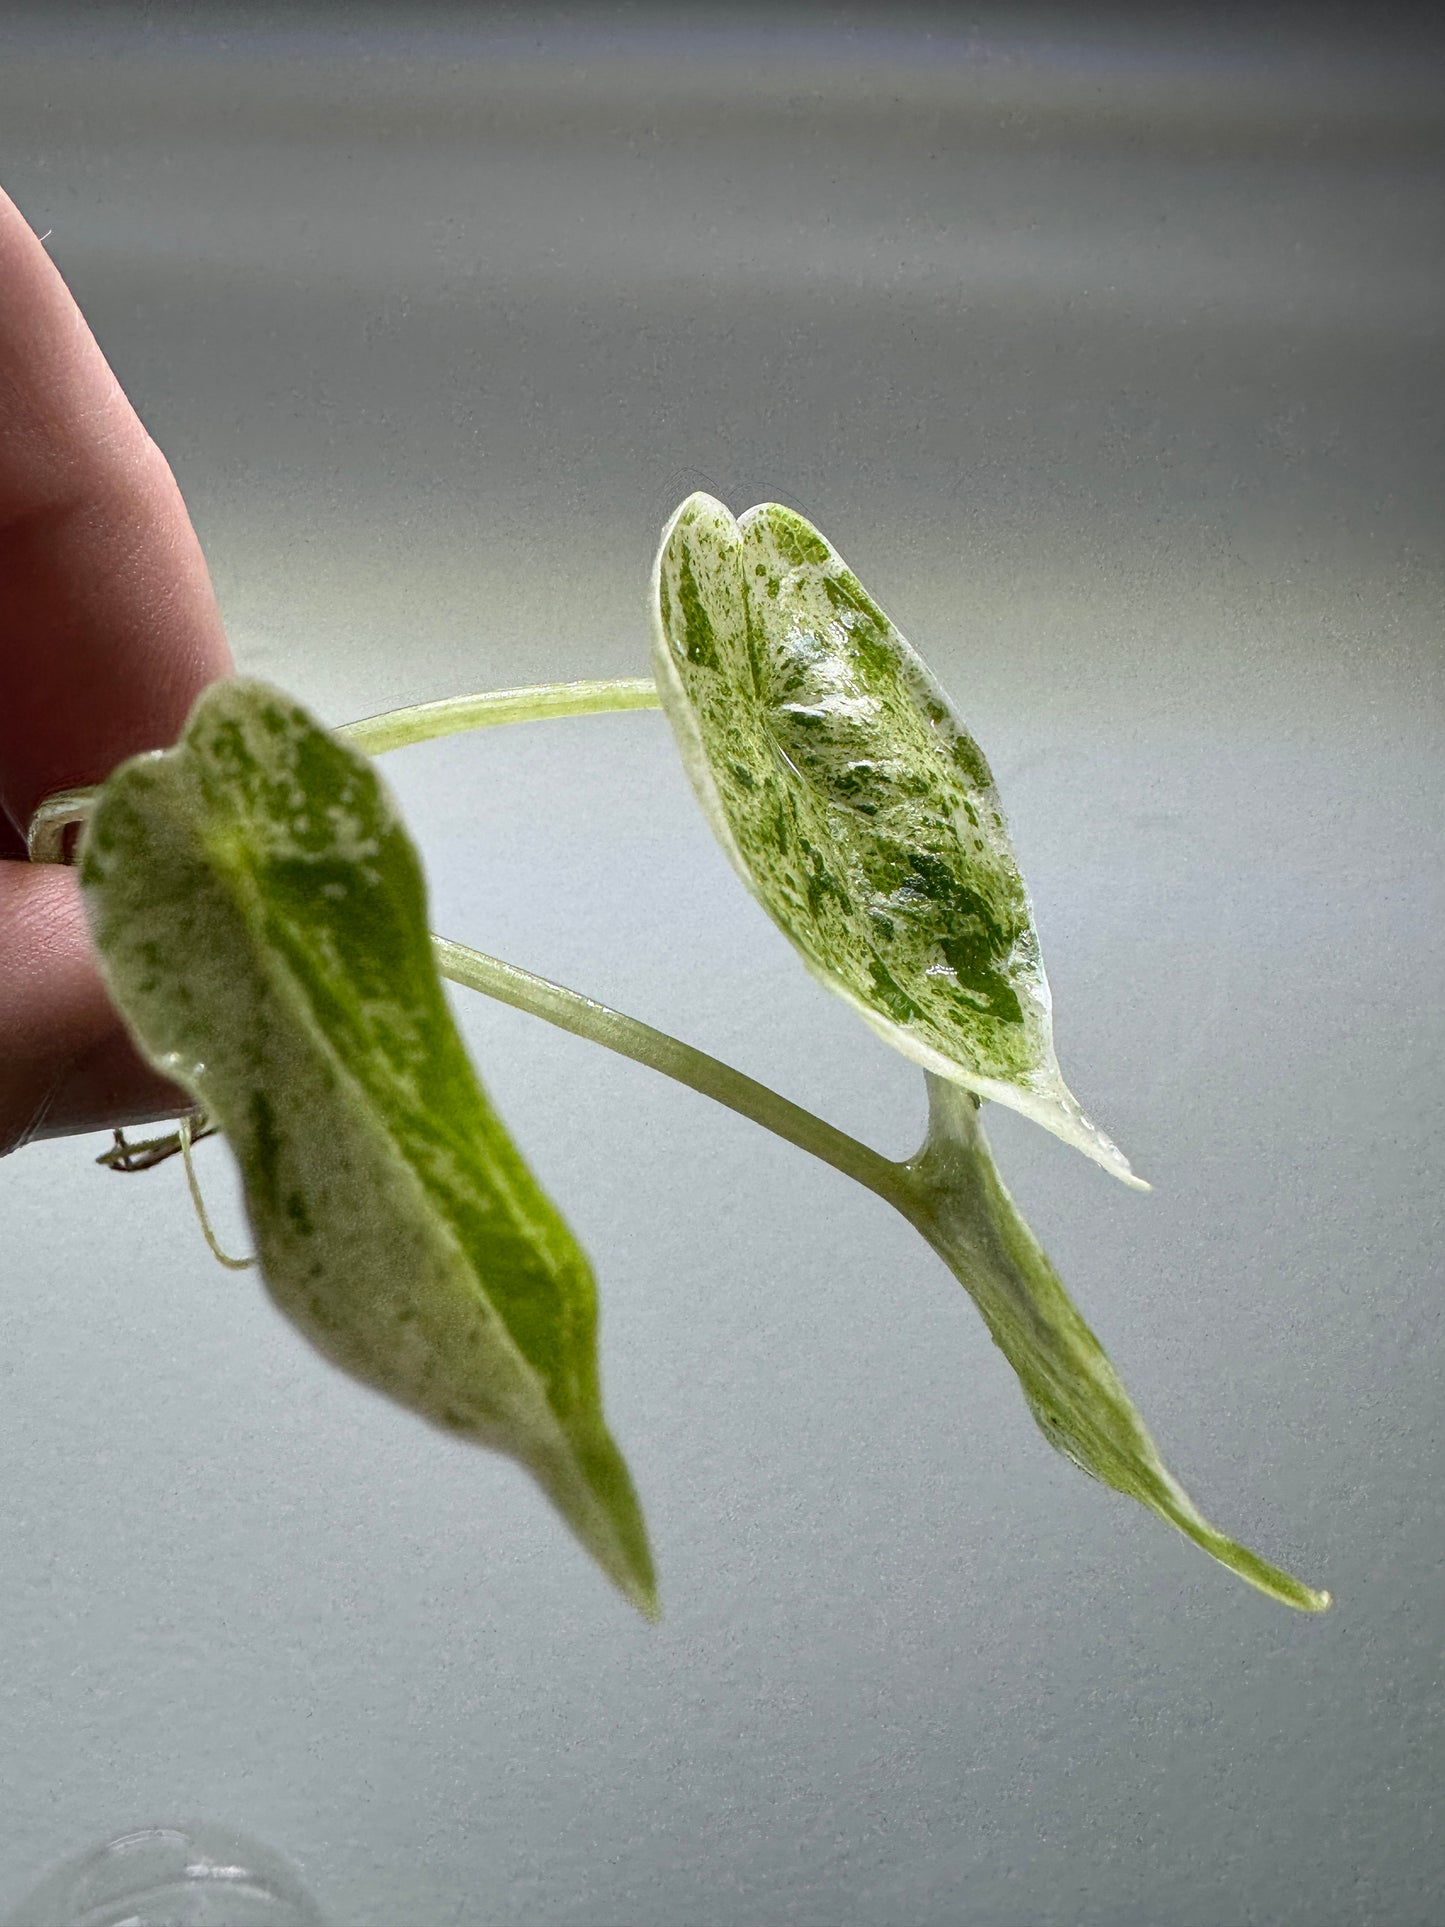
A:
[
  {"left": 81, "top": 679, "right": 656, "bottom": 1617},
  {"left": 652, "top": 494, "right": 1141, "bottom": 1188}
]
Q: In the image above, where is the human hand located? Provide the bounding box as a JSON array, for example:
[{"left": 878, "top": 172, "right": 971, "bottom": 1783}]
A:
[{"left": 0, "top": 185, "right": 234, "bottom": 1154}]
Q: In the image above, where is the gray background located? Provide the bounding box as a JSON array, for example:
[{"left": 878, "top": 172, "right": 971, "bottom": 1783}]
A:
[{"left": 1, "top": 7, "right": 1441, "bottom": 1922}]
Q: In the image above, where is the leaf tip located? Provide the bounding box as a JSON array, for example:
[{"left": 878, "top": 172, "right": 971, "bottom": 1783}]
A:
[
  {"left": 1265, "top": 1575, "right": 1332, "bottom": 1615},
  {"left": 1174, "top": 1509, "right": 1331, "bottom": 1614},
  {"left": 633, "top": 1582, "right": 664, "bottom": 1626},
  {"left": 607, "top": 1545, "right": 661, "bottom": 1624},
  {"left": 963, "top": 1067, "right": 1150, "bottom": 1192},
  {"left": 1053, "top": 1094, "right": 1150, "bottom": 1192}
]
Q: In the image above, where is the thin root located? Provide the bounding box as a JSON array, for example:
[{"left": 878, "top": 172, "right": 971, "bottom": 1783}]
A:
[{"left": 177, "top": 1114, "right": 257, "bottom": 1271}]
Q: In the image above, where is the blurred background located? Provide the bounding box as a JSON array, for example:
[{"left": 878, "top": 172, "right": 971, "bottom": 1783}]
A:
[{"left": 1, "top": 5, "right": 1441, "bottom": 1922}]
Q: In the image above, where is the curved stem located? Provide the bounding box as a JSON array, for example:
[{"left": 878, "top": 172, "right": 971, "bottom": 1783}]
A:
[
  {"left": 338, "top": 677, "right": 660, "bottom": 756},
  {"left": 431, "top": 935, "right": 911, "bottom": 1209},
  {"left": 27, "top": 679, "right": 662, "bottom": 861}
]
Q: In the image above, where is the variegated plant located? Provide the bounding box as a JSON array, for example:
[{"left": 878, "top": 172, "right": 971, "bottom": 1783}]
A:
[{"left": 38, "top": 497, "right": 1326, "bottom": 1617}]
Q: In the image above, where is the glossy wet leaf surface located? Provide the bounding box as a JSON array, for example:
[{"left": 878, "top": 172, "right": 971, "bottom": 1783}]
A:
[
  {"left": 906, "top": 1078, "right": 1327, "bottom": 1611},
  {"left": 652, "top": 492, "right": 1141, "bottom": 1187},
  {"left": 81, "top": 679, "right": 656, "bottom": 1617}
]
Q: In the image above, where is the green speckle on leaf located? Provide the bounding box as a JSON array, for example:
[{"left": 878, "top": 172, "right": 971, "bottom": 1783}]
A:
[{"left": 650, "top": 493, "right": 1142, "bottom": 1187}]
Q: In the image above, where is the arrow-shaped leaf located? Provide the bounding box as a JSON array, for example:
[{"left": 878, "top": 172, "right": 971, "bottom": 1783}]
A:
[
  {"left": 80, "top": 679, "right": 656, "bottom": 1617},
  {"left": 652, "top": 493, "right": 1141, "bottom": 1187}
]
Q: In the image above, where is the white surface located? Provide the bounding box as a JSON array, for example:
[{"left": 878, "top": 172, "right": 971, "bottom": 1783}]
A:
[{"left": 1, "top": 10, "right": 1441, "bottom": 1924}]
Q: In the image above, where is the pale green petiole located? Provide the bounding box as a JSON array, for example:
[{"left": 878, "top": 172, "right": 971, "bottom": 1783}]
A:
[
  {"left": 432, "top": 936, "right": 909, "bottom": 1208},
  {"left": 25, "top": 677, "right": 663, "bottom": 861},
  {"left": 338, "top": 677, "right": 660, "bottom": 756}
]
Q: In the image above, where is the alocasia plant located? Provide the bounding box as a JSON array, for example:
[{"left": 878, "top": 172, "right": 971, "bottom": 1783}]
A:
[{"left": 32, "top": 496, "right": 1328, "bottom": 1617}]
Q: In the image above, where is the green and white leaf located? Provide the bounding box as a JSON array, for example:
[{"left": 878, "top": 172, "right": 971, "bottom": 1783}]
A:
[
  {"left": 652, "top": 492, "right": 1142, "bottom": 1188},
  {"left": 905, "top": 1077, "right": 1327, "bottom": 1611},
  {"left": 80, "top": 679, "right": 657, "bottom": 1618}
]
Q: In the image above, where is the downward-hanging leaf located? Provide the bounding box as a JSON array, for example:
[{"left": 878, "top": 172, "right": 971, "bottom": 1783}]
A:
[
  {"left": 652, "top": 493, "right": 1142, "bottom": 1188},
  {"left": 80, "top": 679, "right": 656, "bottom": 1618},
  {"left": 905, "top": 1078, "right": 1328, "bottom": 1612}
]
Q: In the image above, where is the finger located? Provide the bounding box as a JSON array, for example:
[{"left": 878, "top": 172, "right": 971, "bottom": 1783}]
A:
[
  {"left": 0, "top": 865, "right": 187, "bottom": 1147},
  {"left": 0, "top": 186, "right": 232, "bottom": 828},
  {"left": 0, "top": 186, "right": 233, "bottom": 1153}
]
